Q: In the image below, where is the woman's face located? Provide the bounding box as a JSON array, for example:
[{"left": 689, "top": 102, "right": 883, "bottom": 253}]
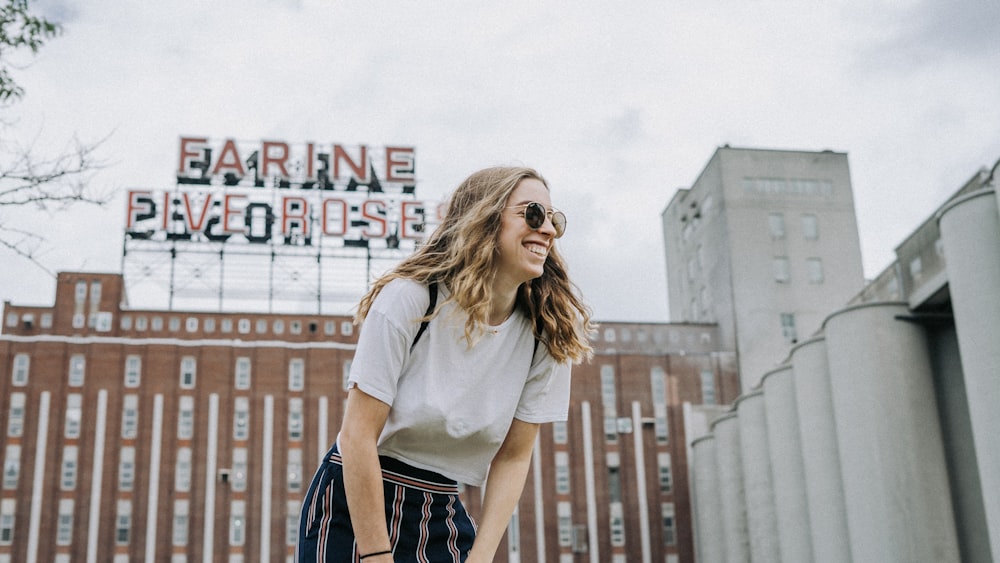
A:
[{"left": 496, "top": 178, "right": 558, "bottom": 289}]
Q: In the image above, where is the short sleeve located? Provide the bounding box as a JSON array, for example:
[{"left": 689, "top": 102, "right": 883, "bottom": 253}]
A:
[
  {"left": 514, "top": 348, "right": 572, "bottom": 423},
  {"left": 347, "top": 280, "right": 429, "bottom": 406}
]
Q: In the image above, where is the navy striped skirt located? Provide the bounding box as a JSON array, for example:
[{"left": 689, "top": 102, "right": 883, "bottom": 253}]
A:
[{"left": 297, "top": 444, "right": 477, "bottom": 562}]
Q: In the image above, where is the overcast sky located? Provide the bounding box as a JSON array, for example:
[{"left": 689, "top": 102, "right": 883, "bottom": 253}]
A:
[{"left": 2, "top": 0, "right": 999, "bottom": 322}]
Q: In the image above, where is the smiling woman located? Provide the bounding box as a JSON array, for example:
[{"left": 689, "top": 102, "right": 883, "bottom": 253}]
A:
[{"left": 297, "top": 166, "right": 594, "bottom": 563}]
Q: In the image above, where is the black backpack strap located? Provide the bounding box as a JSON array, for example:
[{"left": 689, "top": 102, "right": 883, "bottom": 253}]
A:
[{"left": 410, "top": 282, "right": 437, "bottom": 352}]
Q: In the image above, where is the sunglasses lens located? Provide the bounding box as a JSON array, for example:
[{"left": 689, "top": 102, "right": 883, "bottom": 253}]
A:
[
  {"left": 523, "top": 202, "right": 545, "bottom": 229},
  {"left": 552, "top": 211, "right": 566, "bottom": 238}
]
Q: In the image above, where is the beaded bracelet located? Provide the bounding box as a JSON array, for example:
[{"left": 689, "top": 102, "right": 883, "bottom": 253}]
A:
[{"left": 359, "top": 549, "right": 392, "bottom": 560}]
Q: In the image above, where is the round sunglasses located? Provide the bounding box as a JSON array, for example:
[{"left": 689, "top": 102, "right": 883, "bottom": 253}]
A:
[{"left": 506, "top": 202, "right": 567, "bottom": 238}]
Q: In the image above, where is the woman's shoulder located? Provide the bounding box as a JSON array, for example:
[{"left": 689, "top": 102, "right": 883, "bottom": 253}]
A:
[{"left": 370, "top": 278, "right": 433, "bottom": 318}]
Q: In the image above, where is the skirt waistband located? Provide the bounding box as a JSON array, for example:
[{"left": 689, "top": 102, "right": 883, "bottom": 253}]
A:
[{"left": 327, "top": 446, "right": 459, "bottom": 495}]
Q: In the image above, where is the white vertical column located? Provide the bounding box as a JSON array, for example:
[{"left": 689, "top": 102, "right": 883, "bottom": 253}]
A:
[
  {"left": 581, "top": 401, "right": 599, "bottom": 563},
  {"left": 532, "top": 437, "right": 546, "bottom": 563},
  {"left": 761, "top": 366, "right": 813, "bottom": 563},
  {"left": 938, "top": 187, "right": 1000, "bottom": 561},
  {"left": 711, "top": 412, "right": 749, "bottom": 563},
  {"left": 826, "top": 302, "right": 960, "bottom": 562},
  {"left": 318, "top": 396, "right": 329, "bottom": 462},
  {"left": 202, "top": 393, "right": 219, "bottom": 563},
  {"left": 631, "top": 402, "right": 651, "bottom": 563},
  {"left": 86, "top": 390, "right": 109, "bottom": 563},
  {"left": 690, "top": 434, "right": 724, "bottom": 563},
  {"left": 735, "top": 390, "right": 779, "bottom": 563},
  {"left": 26, "top": 391, "right": 50, "bottom": 563},
  {"left": 790, "top": 337, "right": 850, "bottom": 563},
  {"left": 145, "top": 394, "right": 164, "bottom": 563},
  {"left": 260, "top": 395, "right": 275, "bottom": 563}
]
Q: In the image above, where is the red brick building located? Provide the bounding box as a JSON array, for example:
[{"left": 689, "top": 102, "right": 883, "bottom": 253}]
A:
[{"left": 1, "top": 271, "right": 736, "bottom": 563}]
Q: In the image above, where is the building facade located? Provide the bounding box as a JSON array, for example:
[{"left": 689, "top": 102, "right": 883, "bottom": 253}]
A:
[
  {"left": 662, "top": 147, "right": 865, "bottom": 389},
  {"left": 1, "top": 272, "right": 737, "bottom": 563},
  {"left": 687, "top": 161, "right": 1000, "bottom": 562}
]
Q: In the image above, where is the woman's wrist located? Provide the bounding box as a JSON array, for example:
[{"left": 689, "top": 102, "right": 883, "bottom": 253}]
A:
[{"left": 359, "top": 548, "right": 392, "bottom": 560}]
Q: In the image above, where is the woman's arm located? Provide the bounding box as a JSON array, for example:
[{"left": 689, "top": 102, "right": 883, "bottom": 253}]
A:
[
  {"left": 466, "top": 418, "right": 540, "bottom": 563},
  {"left": 339, "top": 387, "right": 394, "bottom": 562}
]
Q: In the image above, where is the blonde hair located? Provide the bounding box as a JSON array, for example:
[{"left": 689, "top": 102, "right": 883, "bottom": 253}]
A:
[{"left": 356, "top": 166, "right": 594, "bottom": 364}]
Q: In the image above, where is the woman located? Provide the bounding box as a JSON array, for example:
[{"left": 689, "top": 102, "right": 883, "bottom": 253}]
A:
[{"left": 298, "top": 166, "right": 594, "bottom": 563}]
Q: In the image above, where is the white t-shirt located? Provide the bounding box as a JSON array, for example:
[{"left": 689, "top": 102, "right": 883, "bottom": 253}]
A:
[{"left": 346, "top": 278, "right": 571, "bottom": 485}]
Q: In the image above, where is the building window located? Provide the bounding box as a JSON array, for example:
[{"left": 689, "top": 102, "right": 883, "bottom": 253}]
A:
[
  {"left": 74, "top": 280, "right": 87, "bottom": 304},
  {"left": 552, "top": 420, "right": 568, "bottom": 444},
  {"left": 235, "top": 357, "right": 251, "bottom": 389},
  {"left": 119, "top": 447, "right": 135, "bottom": 491},
  {"left": 238, "top": 319, "right": 250, "bottom": 334},
  {"left": 802, "top": 213, "right": 818, "bottom": 240},
  {"left": 287, "top": 501, "right": 300, "bottom": 546},
  {"left": 40, "top": 313, "right": 52, "bottom": 328},
  {"left": 768, "top": 212, "right": 786, "bottom": 239},
  {"left": 910, "top": 256, "right": 923, "bottom": 281},
  {"left": 607, "top": 453, "right": 622, "bottom": 503},
  {"left": 232, "top": 448, "right": 248, "bottom": 492},
  {"left": 68, "top": 354, "right": 85, "bottom": 387},
  {"left": 7, "top": 393, "right": 25, "bottom": 438},
  {"left": 204, "top": 317, "right": 216, "bottom": 332},
  {"left": 233, "top": 397, "right": 250, "bottom": 441},
  {"left": 0, "top": 499, "right": 15, "bottom": 545},
  {"left": 3, "top": 446, "right": 20, "bottom": 490},
  {"left": 230, "top": 501, "right": 246, "bottom": 546},
  {"left": 273, "top": 319, "right": 285, "bottom": 334},
  {"left": 172, "top": 500, "right": 189, "bottom": 546},
  {"left": 290, "top": 320, "right": 302, "bottom": 335},
  {"left": 324, "top": 320, "right": 336, "bottom": 336},
  {"left": 781, "top": 313, "right": 797, "bottom": 344},
  {"left": 658, "top": 452, "right": 673, "bottom": 494},
  {"left": 342, "top": 360, "right": 352, "bottom": 391},
  {"left": 557, "top": 502, "right": 572, "bottom": 547},
  {"left": 65, "top": 394, "right": 82, "bottom": 438},
  {"left": 175, "top": 447, "right": 192, "bottom": 492},
  {"left": 115, "top": 500, "right": 132, "bottom": 545},
  {"left": 288, "top": 398, "right": 303, "bottom": 441},
  {"left": 341, "top": 321, "right": 354, "bottom": 336},
  {"left": 122, "top": 395, "right": 139, "bottom": 439},
  {"left": 60, "top": 446, "right": 79, "bottom": 490},
  {"left": 124, "top": 355, "right": 141, "bottom": 388},
  {"left": 255, "top": 319, "right": 268, "bottom": 334},
  {"left": 4, "top": 313, "right": 16, "bottom": 328},
  {"left": 135, "top": 316, "right": 148, "bottom": 331},
  {"left": 185, "top": 317, "right": 198, "bottom": 333},
  {"left": 651, "top": 367, "right": 669, "bottom": 443},
  {"left": 151, "top": 316, "right": 163, "bottom": 331},
  {"left": 807, "top": 257, "right": 825, "bottom": 284},
  {"left": 221, "top": 318, "right": 233, "bottom": 333},
  {"left": 178, "top": 396, "right": 195, "bottom": 440},
  {"left": 179, "top": 356, "right": 196, "bottom": 389},
  {"left": 288, "top": 448, "right": 303, "bottom": 492},
  {"left": 600, "top": 365, "right": 617, "bottom": 442},
  {"left": 662, "top": 502, "right": 677, "bottom": 545},
  {"left": 11, "top": 354, "right": 29, "bottom": 387},
  {"left": 168, "top": 317, "right": 181, "bottom": 332},
  {"left": 700, "top": 369, "right": 716, "bottom": 405},
  {"left": 289, "top": 358, "right": 305, "bottom": 391},
  {"left": 773, "top": 257, "right": 790, "bottom": 283},
  {"left": 609, "top": 502, "right": 625, "bottom": 547},
  {"left": 120, "top": 315, "right": 133, "bottom": 330},
  {"left": 555, "top": 451, "right": 570, "bottom": 494},
  {"left": 56, "top": 499, "right": 74, "bottom": 545}
]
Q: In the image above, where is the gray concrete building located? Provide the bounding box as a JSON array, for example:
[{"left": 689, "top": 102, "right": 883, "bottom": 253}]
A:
[
  {"left": 686, "top": 158, "right": 1000, "bottom": 563},
  {"left": 662, "top": 146, "right": 865, "bottom": 390}
]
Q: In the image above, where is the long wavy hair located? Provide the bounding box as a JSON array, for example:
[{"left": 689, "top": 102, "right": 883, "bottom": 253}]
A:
[{"left": 356, "top": 166, "right": 594, "bottom": 364}]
